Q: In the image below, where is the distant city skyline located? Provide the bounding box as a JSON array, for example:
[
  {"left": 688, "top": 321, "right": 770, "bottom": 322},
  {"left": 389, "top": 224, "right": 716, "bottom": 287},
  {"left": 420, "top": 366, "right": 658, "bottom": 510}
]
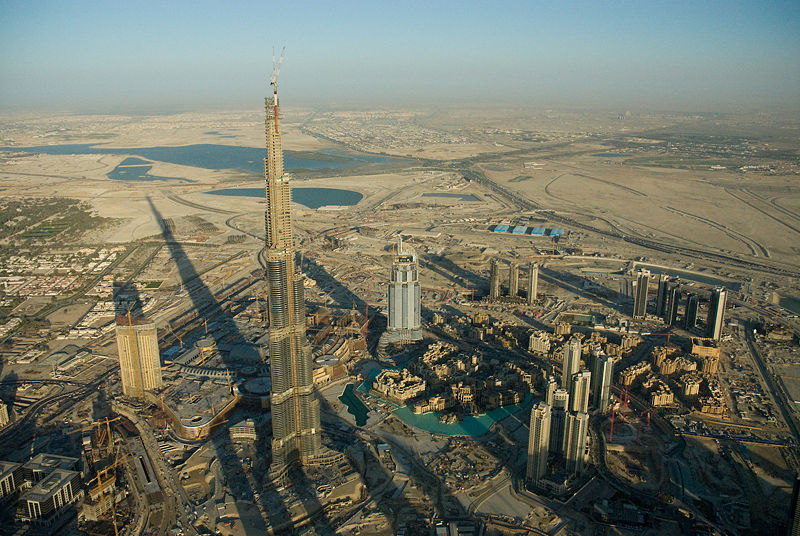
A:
[{"left": 1, "top": 0, "right": 799, "bottom": 113}]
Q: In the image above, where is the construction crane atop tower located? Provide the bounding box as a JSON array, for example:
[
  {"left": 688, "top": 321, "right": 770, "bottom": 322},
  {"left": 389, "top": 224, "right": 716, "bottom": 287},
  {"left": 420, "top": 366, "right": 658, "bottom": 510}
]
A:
[{"left": 270, "top": 46, "right": 285, "bottom": 132}]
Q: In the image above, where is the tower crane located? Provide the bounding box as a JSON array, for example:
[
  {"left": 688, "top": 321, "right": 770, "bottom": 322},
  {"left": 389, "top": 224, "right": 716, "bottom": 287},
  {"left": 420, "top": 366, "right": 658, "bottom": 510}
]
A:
[
  {"left": 270, "top": 46, "right": 285, "bottom": 132},
  {"left": 166, "top": 322, "right": 182, "bottom": 350}
]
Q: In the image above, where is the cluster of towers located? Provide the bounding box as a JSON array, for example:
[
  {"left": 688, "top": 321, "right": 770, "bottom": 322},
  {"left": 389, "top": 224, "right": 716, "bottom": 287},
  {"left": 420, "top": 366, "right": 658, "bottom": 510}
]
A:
[
  {"left": 631, "top": 269, "right": 727, "bottom": 340},
  {"left": 489, "top": 259, "right": 538, "bottom": 304},
  {"left": 527, "top": 336, "right": 613, "bottom": 486}
]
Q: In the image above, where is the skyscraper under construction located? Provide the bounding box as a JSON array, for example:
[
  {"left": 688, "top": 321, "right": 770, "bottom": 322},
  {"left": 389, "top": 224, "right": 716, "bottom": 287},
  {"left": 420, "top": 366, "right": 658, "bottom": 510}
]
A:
[{"left": 264, "top": 70, "right": 321, "bottom": 471}]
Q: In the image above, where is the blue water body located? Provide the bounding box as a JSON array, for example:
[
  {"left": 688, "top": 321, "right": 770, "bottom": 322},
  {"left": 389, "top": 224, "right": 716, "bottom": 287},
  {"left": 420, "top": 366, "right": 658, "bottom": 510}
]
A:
[
  {"left": 393, "top": 392, "right": 534, "bottom": 436},
  {"left": 0, "top": 143, "right": 392, "bottom": 174},
  {"left": 317, "top": 148, "right": 396, "bottom": 164},
  {"left": 107, "top": 164, "right": 192, "bottom": 182},
  {"left": 591, "top": 153, "right": 631, "bottom": 157},
  {"left": 118, "top": 157, "right": 153, "bottom": 166},
  {"left": 339, "top": 384, "right": 369, "bottom": 426},
  {"left": 206, "top": 187, "right": 363, "bottom": 209},
  {"left": 422, "top": 192, "right": 480, "bottom": 202},
  {"left": 358, "top": 365, "right": 534, "bottom": 436}
]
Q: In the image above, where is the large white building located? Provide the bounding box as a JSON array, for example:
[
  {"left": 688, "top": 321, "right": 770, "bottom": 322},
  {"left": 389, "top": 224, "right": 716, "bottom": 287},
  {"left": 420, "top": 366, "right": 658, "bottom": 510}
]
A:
[
  {"left": 526, "top": 402, "right": 551, "bottom": 486},
  {"left": 387, "top": 240, "right": 422, "bottom": 337},
  {"left": 115, "top": 317, "right": 162, "bottom": 399}
]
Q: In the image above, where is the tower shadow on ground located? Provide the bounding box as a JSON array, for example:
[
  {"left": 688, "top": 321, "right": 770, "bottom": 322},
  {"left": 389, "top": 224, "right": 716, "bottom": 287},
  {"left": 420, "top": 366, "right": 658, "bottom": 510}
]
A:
[{"left": 147, "top": 197, "right": 297, "bottom": 535}]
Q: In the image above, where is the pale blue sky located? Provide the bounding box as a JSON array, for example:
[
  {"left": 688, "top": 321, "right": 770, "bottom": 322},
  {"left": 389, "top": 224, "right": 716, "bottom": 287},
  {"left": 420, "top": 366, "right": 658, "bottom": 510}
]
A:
[{"left": 1, "top": 0, "right": 798, "bottom": 112}]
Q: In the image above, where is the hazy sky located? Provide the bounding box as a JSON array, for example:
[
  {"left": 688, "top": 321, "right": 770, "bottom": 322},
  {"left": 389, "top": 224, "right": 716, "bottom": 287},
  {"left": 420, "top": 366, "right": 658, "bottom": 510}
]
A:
[{"left": 2, "top": 0, "right": 799, "bottom": 113}]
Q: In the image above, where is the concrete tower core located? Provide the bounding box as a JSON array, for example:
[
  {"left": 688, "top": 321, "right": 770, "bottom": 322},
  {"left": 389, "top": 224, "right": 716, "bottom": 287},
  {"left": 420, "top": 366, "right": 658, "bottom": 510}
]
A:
[{"left": 264, "top": 84, "right": 322, "bottom": 471}]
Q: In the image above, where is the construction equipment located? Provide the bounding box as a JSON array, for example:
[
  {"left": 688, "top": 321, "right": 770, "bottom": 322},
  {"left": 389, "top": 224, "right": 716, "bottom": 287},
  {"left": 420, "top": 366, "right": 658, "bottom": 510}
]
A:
[
  {"left": 652, "top": 330, "right": 674, "bottom": 345},
  {"left": 166, "top": 322, "right": 183, "bottom": 350},
  {"left": 609, "top": 405, "right": 616, "bottom": 443},
  {"left": 270, "top": 46, "right": 285, "bottom": 132}
]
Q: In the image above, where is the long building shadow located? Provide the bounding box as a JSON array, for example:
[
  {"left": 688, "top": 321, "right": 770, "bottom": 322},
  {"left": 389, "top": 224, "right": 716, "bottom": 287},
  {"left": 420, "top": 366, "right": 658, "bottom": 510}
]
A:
[
  {"left": 302, "top": 256, "right": 387, "bottom": 352},
  {"left": 0, "top": 358, "right": 17, "bottom": 434},
  {"left": 146, "top": 197, "right": 295, "bottom": 535},
  {"left": 315, "top": 393, "right": 428, "bottom": 533},
  {"left": 539, "top": 266, "right": 626, "bottom": 315},
  {"left": 426, "top": 254, "right": 486, "bottom": 291}
]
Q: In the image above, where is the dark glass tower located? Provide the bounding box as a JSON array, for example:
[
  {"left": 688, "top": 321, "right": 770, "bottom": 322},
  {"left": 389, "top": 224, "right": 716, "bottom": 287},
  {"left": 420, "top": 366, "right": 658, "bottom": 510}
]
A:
[{"left": 264, "top": 78, "right": 321, "bottom": 470}]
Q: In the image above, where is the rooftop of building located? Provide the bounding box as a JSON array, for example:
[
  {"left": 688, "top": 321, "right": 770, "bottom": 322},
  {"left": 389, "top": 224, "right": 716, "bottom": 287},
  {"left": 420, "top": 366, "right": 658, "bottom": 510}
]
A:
[
  {"left": 21, "top": 469, "right": 78, "bottom": 503},
  {"left": 162, "top": 376, "right": 238, "bottom": 429},
  {"left": 114, "top": 315, "right": 155, "bottom": 327},
  {"left": 692, "top": 337, "right": 719, "bottom": 348},
  {"left": 24, "top": 453, "right": 79, "bottom": 474},
  {"left": 0, "top": 460, "right": 21, "bottom": 481}
]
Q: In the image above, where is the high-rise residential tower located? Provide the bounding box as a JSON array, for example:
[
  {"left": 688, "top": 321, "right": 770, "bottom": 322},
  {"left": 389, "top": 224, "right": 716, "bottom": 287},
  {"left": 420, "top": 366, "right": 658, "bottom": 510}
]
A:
[
  {"left": 544, "top": 376, "right": 558, "bottom": 406},
  {"left": 655, "top": 274, "right": 669, "bottom": 317},
  {"left": 115, "top": 317, "right": 162, "bottom": 399},
  {"left": 663, "top": 282, "right": 680, "bottom": 326},
  {"left": 562, "top": 337, "right": 582, "bottom": 388},
  {"left": 489, "top": 259, "right": 501, "bottom": 301},
  {"left": 526, "top": 402, "right": 551, "bottom": 486},
  {"left": 508, "top": 262, "right": 519, "bottom": 298},
  {"left": 264, "top": 74, "right": 322, "bottom": 470},
  {"left": 527, "top": 262, "right": 539, "bottom": 304},
  {"left": 569, "top": 370, "right": 592, "bottom": 414},
  {"left": 592, "top": 354, "right": 613, "bottom": 413},
  {"left": 632, "top": 269, "right": 650, "bottom": 319},
  {"left": 563, "top": 411, "right": 589, "bottom": 475},
  {"left": 549, "top": 389, "right": 569, "bottom": 453},
  {"left": 387, "top": 239, "right": 421, "bottom": 334},
  {"left": 706, "top": 287, "right": 727, "bottom": 341},
  {"left": 685, "top": 293, "right": 699, "bottom": 329}
]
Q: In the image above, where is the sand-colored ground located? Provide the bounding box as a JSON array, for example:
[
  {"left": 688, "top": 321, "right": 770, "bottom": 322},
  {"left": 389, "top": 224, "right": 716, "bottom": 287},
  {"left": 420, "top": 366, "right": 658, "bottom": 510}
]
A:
[{"left": 480, "top": 154, "right": 800, "bottom": 267}]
